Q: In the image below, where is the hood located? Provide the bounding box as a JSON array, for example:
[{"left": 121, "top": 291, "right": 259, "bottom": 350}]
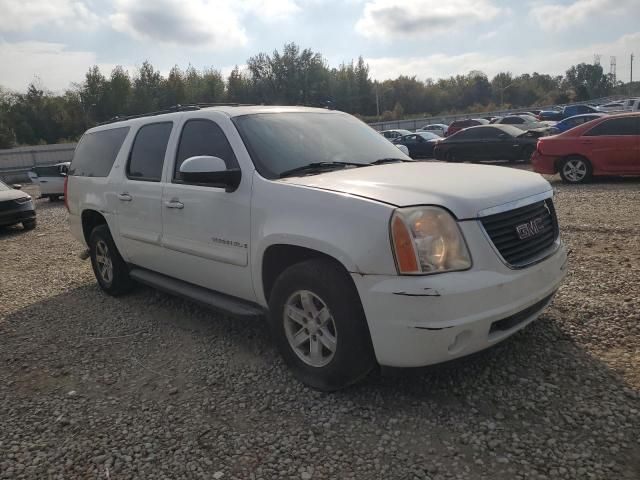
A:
[
  {"left": 278, "top": 162, "right": 551, "bottom": 219},
  {"left": 0, "top": 188, "right": 31, "bottom": 202}
]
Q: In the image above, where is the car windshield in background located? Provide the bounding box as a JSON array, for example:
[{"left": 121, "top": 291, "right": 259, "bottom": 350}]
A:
[
  {"left": 233, "top": 112, "right": 409, "bottom": 179},
  {"left": 417, "top": 132, "right": 440, "bottom": 140}
]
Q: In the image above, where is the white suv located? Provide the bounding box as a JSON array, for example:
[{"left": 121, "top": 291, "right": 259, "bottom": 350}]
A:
[{"left": 66, "top": 105, "right": 567, "bottom": 390}]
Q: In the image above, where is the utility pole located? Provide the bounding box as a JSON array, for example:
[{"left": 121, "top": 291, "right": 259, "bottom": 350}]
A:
[
  {"left": 375, "top": 83, "right": 380, "bottom": 121},
  {"left": 631, "top": 54, "right": 634, "bottom": 96}
]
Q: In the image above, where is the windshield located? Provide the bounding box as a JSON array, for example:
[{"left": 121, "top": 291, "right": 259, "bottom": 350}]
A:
[
  {"left": 0, "top": 180, "right": 11, "bottom": 191},
  {"left": 233, "top": 112, "right": 410, "bottom": 179},
  {"left": 417, "top": 132, "right": 440, "bottom": 140}
]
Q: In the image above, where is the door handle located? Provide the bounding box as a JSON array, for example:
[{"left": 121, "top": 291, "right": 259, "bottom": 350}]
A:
[
  {"left": 164, "top": 200, "right": 184, "bottom": 209},
  {"left": 40, "top": 180, "right": 48, "bottom": 183},
  {"left": 118, "top": 193, "right": 132, "bottom": 202}
]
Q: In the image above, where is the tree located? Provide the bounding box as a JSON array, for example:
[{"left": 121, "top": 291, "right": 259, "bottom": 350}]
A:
[{"left": 564, "top": 63, "right": 613, "bottom": 101}]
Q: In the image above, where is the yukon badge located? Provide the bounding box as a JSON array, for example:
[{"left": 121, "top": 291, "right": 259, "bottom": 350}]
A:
[{"left": 516, "top": 218, "right": 545, "bottom": 240}]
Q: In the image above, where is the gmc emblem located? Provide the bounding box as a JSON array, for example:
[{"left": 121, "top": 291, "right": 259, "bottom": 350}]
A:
[{"left": 516, "top": 218, "right": 545, "bottom": 240}]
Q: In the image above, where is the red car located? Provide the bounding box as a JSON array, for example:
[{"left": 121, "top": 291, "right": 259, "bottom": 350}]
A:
[
  {"left": 445, "top": 118, "right": 489, "bottom": 137},
  {"left": 532, "top": 113, "right": 640, "bottom": 183}
]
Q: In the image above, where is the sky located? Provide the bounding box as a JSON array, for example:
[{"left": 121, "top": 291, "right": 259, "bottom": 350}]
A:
[{"left": 0, "top": 0, "right": 639, "bottom": 92}]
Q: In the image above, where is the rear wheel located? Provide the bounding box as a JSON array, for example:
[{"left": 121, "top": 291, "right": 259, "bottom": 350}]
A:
[
  {"left": 48, "top": 195, "right": 61, "bottom": 202},
  {"left": 559, "top": 156, "right": 592, "bottom": 184},
  {"left": 445, "top": 150, "right": 460, "bottom": 162},
  {"left": 89, "top": 224, "right": 135, "bottom": 296},
  {"left": 268, "top": 258, "right": 375, "bottom": 391}
]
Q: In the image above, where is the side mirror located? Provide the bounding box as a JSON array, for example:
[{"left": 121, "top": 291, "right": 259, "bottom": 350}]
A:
[
  {"left": 12, "top": 184, "right": 22, "bottom": 190},
  {"left": 178, "top": 156, "right": 241, "bottom": 192}
]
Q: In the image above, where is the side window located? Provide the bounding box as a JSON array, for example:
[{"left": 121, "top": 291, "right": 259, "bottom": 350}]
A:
[
  {"left": 584, "top": 118, "right": 637, "bottom": 136},
  {"left": 502, "top": 117, "right": 522, "bottom": 124},
  {"left": 174, "top": 119, "right": 238, "bottom": 180},
  {"left": 482, "top": 128, "right": 503, "bottom": 138},
  {"left": 69, "top": 127, "right": 130, "bottom": 177},
  {"left": 127, "top": 122, "right": 173, "bottom": 182}
]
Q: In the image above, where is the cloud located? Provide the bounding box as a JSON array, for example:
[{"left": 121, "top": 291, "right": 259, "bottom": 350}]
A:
[
  {"left": 0, "top": 0, "right": 99, "bottom": 32},
  {"left": 365, "top": 32, "right": 640, "bottom": 80},
  {"left": 355, "top": 0, "right": 501, "bottom": 39},
  {"left": 109, "top": 0, "right": 301, "bottom": 49},
  {"left": 0, "top": 41, "right": 96, "bottom": 91},
  {"left": 241, "top": 0, "right": 301, "bottom": 21},
  {"left": 529, "top": 0, "right": 636, "bottom": 31},
  {"left": 110, "top": 0, "right": 248, "bottom": 48}
]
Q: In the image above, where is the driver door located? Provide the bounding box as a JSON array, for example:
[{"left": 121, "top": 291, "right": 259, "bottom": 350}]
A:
[{"left": 160, "top": 115, "right": 253, "bottom": 300}]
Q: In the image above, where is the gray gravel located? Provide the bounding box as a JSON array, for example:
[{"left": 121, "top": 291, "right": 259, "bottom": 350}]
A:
[{"left": 1, "top": 175, "right": 639, "bottom": 480}]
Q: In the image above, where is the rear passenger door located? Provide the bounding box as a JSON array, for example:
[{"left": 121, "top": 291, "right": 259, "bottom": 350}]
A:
[
  {"left": 160, "top": 116, "right": 254, "bottom": 300},
  {"left": 116, "top": 122, "right": 173, "bottom": 272},
  {"left": 582, "top": 117, "right": 639, "bottom": 173}
]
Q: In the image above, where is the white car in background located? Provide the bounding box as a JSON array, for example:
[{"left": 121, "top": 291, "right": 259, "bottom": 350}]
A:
[
  {"left": 29, "top": 162, "right": 70, "bottom": 201},
  {"left": 418, "top": 124, "right": 448, "bottom": 137},
  {"left": 595, "top": 102, "right": 626, "bottom": 113}
]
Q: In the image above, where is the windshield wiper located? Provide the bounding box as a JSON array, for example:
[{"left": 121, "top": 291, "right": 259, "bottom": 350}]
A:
[
  {"left": 279, "top": 161, "right": 365, "bottom": 178},
  {"left": 370, "top": 158, "right": 414, "bottom": 165}
]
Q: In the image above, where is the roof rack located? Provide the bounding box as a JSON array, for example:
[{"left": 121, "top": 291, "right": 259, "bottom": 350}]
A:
[{"left": 98, "top": 103, "right": 256, "bottom": 125}]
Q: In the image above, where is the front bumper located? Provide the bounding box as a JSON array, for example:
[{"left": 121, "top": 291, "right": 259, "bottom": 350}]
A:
[
  {"left": 352, "top": 221, "right": 568, "bottom": 367},
  {"left": 0, "top": 205, "right": 36, "bottom": 226}
]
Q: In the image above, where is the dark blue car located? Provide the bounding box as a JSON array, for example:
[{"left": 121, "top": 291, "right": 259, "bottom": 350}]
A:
[
  {"left": 548, "top": 113, "right": 606, "bottom": 134},
  {"left": 538, "top": 104, "right": 600, "bottom": 121}
]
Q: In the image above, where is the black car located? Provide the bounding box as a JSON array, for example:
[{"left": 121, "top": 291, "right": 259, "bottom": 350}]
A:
[
  {"left": 0, "top": 180, "right": 36, "bottom": 230},
  {"left": 392, "top": 132, "right": 440, "bottom": 158},
  {"left": 433, "top": 125, "right": 539, "bottom": 163}
]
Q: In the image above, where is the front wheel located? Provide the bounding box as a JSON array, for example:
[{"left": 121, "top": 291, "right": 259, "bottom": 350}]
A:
[
  {"left": 521, "top": 146, "right": 535, "bottom": 163},
  {"left": 89, "top": 224, "right": 135, "bottom": 296},
  {"left": 559, "top": 156, "right": 592, "bottom": 184},
  {"left": 22, "top": 219, "right": 36, "bottom": 230},
  {"left": 268, "top": 259, "right": 375, "bottom": 391}
]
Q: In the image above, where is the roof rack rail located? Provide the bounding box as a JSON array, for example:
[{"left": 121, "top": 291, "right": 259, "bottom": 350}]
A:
[{"left": 98, "top": 103, "right": 257, "bottom": 125}]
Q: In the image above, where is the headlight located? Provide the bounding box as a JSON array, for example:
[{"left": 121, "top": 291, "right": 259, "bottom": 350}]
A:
[{"left": 390, "top": 207, "right": 471, "bottom": 274}]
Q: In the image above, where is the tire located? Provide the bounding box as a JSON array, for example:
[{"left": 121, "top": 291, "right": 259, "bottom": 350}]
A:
[
  {"left": 22, "top": 219, "right": 36, "bottom": 231},
  {"left": 559, "top": 156, "right": 592, "bottom": 184},
  {"left": 88, "top": 224, "right": 135, "bottom": 296},
  {"left": 521, "top": 146, "right": 535, "bottom": 163},
  {"left": 268, "top": 258, "right": 376, "bottom": 391},
  {"left": 445, "top": 150, "right": 459, "bottom": 162},
  {"left": 48, "top": 195, "right": 60, "bottom": 202}
]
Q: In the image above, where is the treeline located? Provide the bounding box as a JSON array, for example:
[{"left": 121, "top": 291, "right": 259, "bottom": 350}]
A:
[{"left": 0, "top": 42, "right": 629, "bottom": 148}]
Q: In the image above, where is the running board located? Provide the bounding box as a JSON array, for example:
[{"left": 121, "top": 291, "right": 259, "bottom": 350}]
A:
[{"left": 129, "top": 268, "right": 265, "bottom": 319}]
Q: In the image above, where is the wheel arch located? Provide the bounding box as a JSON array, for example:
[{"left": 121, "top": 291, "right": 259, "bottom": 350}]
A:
[
  {"left": 81, "top": 209, "right": 108, "bottom": 245},
  {"left": 259, "top": 241, "right": 358, "bottom": 306},
  {"left": 555, "top": 153, "right": 591, "bottom": 173}
]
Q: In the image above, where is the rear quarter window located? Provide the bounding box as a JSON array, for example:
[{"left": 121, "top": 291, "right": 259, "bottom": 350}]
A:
[{"left": 69, "top": 127, "right": 130, "bottom": 177}]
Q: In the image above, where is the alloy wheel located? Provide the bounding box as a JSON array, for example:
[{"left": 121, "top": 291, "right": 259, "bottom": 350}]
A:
[
  {"left": 95, "top": 240, "right": 114, "bottom": 284},
  {"left": 283, "top": 290, "right": 338, "bottom": 368},
  {"left": 562, "top": 159, "right": 587, "bottom": 182}
]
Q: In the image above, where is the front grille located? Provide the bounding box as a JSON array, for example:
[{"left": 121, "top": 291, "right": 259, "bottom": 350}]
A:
[
  {"left": 489, "top": 292, "right": 555, "bottom": 334},
  {"left": 480, "top": 199, "right": 558, "bottom": 267},
  {"left": 0, "top": 200, "right": 18, "bottom": 212}
]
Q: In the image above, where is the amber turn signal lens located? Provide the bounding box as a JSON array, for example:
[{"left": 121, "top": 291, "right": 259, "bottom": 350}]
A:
[{"left": 391, "top": 215, "right": 419, "bottom": 273}]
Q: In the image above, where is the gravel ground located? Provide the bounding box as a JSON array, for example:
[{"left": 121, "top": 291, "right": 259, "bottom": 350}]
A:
[{"left": 1, "top": 175, "right": 639, "bottom": 480}]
